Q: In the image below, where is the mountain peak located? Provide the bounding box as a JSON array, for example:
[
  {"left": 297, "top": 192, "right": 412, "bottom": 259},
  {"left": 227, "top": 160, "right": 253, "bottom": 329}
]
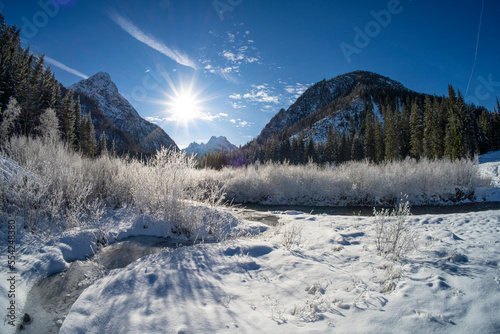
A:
[
  {"left": 255, "top": 71, "right": 409, "bottom": 143},
  {"left": 72, "top": 72, "right": 119, "bottom": 95},
  {"left": 183, "top": 136, "right": 237, "bottom": 156},
  {"left": 70, "top": 72, "right": 178, "bottom": 154}
]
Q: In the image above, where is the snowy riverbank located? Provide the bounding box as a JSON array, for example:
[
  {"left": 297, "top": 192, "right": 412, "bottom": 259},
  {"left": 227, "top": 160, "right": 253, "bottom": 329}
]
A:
[{"left": 1, "top": 151, "right": 500, "bottom": 333}]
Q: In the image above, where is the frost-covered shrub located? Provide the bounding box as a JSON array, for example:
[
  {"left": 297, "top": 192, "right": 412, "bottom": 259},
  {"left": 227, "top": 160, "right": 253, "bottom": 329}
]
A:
[
  {"left": 1, "top": 137, "right": 104, "bottom": 232},
  {"left": 1, "top": 136, "right": 230, "bottom": 238},
  {"left": 374, "top": 200, "right": 417, "bottom": 260},
  {"left": 208, "top": 158, "right": 485, "bottom": 206}
]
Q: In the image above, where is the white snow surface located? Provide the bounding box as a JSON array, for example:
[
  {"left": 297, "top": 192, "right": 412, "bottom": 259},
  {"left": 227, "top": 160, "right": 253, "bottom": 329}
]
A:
[{"left": 1, "top": 152, "right": 500, "bottom": 333}]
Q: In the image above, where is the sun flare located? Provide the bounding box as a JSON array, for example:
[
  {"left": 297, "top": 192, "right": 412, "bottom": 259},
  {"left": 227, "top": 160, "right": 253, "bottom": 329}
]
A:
[
  {"left": 171, "top": 93, "right": 199, "bottom": 123},
  {"left": 166, "top": 90, "right": 202, "bottom": 125}
]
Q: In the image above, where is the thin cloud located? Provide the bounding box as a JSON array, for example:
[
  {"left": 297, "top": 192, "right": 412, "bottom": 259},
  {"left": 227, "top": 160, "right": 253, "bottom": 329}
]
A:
[
  {"left": 230, "top": 118, "right": 253, "bottom": 128},
  {"left": 109, "top": 11, "right": 196, "bottom": 69},
  {"left": 44, "top": 56, "right": 88, "bottom": 79}
]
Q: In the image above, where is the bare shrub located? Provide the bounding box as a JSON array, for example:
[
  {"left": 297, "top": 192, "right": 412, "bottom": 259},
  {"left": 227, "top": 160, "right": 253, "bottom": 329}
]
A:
[{"left": 374, "top": 199, "right": 417, "bottom": 260}]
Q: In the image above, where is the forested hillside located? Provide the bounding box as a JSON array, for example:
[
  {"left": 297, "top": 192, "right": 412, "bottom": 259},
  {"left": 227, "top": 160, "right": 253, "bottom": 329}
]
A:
[{"left": 219, "top": 72, "right": 500, "bottom": 167}]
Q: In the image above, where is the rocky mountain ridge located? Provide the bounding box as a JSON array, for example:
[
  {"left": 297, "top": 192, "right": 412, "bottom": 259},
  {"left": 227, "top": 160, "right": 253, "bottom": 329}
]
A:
[
  {"left": 183, "top": 136, "right": 237, "bottom": 156},
  {"left": 70, "top": 72, "right": 178, "bottom": 154}
]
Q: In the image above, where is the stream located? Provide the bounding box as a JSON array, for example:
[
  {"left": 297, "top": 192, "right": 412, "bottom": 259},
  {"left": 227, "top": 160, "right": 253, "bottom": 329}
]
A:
[
  {"left": 242, "top": 201, "right": 500, "bottom": 216},
  {"left": 17, "top": 202, "right": 500, "bottom": 332},
  {"left": 18, "top": 236, "right": 191, "bottom": 334}
]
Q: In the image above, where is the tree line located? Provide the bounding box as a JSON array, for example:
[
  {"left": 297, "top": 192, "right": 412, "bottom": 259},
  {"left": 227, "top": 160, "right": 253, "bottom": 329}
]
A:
[
  {"left": 0, "top": 17, "right": 113, "bottom": 158},
  {"left": 203, "top": 86, "right": 499, "bottom": 169}
]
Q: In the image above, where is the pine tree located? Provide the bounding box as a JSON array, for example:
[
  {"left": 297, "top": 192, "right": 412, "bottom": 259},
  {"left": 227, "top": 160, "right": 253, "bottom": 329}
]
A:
[
  {"left": 59, "top": 89, "right": 76, "bottom": 144},
  {"left": 98, "top": 132, "right": 108, "bottom": 157},
  {"left": 364, "top": 110, "right": 376, "bottom": 161},
  {"left": 457, "top": 90, "right": 477, "bottom": 157},
  {"left": 305, "top": 136, "right": 317, "bottom": 162},
  {"left": 384, "top": 107, "right": 399, "bottom": 161},
  {"left": 351, "top": 133, "right": 364, "bottom": 161},
  {"left": 374, "top": 118, "right": 385, "bottom": 162},
  {"left": 73, "top": 96, "right": 82, "bottom": 150},
  {"left": 398, "top": 102, "right": 411, "bottom": 159},
  {"left": 293, "top": 135, "right": 305, "bottom": 164},
  {"left": 422, "top": 96, "right": 435, "bottom": 158},
  {"left": 444, "top": 113, "right": 463, "bottom": 160},
  {"left": 409, "top": 101, "right": 424, "bottom": 159},
  {"left": 432, "top": 96, "right": 446, "bottom": 158},
  {"left": 110, "top": 139, "right": 117, "bottom": 158},
  {"left": 80, "top": 112, "right": 96, "bottom": 157}
]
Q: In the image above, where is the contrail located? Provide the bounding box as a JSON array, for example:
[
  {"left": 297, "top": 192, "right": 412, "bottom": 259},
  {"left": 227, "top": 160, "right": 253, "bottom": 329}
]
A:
[
  {"left": 44, "top": 56, "right": 89, "bottom": 79},
  {"left": 465, "top": 0, "right": 485, "bottom": 97},
  {"left": 109, "top": 11, "right": 197, "bottom": 70}
]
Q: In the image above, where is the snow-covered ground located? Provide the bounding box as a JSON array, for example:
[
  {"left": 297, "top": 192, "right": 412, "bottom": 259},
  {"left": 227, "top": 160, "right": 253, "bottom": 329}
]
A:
[{"left": 1, "top": 152, "right": 500, "bottom": 333}]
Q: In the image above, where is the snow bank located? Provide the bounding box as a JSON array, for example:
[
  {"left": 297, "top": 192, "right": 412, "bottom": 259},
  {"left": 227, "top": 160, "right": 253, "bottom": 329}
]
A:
[
  {"left": 0, "top": 205, "right": 265, "bottom": 333},
  {"left": 60, "top": 210, "right": 500, "bottom": 333}
]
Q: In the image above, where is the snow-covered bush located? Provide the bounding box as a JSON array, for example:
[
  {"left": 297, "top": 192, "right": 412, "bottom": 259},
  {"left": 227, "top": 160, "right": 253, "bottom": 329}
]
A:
[
  {"left": 1, "top": 136, "right": 103, "bottom": 232},
  {"left": 1, "top": 136, "right": 229, "bottom": 239},
  {"left": 374, "top": 199, "right": 417, "bottom": 260},
  {"left": 207, "top": 158, "right": 485, "bottom": 206}
]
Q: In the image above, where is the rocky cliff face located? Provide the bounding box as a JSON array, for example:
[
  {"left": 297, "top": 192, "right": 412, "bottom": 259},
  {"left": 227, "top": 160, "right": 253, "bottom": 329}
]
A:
[
  {"left": 256, "top": 70, "right": 409, "bottom": 143},
  {"left": 70, "top": 72, "right": 178, "bottom": 154}
]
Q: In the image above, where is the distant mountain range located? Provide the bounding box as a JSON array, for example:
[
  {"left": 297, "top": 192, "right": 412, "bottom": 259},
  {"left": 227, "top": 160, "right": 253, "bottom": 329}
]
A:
[
  {"left": 70, "top": 72, "right": 178, "bottom": 155},
  {"left": 182, "top": 136, "right": 237, "bottom": 156}
]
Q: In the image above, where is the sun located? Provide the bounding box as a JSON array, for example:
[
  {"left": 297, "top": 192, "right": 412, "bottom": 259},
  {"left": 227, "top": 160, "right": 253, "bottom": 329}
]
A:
[
  {"left": 166, "top": 90, "right": 202, "bottom": 125},
  {"left": 171, "top": 93, "right": 199, "bottom": 123}
]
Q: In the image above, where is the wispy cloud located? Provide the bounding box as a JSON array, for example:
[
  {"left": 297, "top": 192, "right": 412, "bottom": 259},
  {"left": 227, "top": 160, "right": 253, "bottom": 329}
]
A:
[
  {"left": 44, "top": 56, "right": 88, "bottom": 79},
  {"left": 229, "top": 118, "right": 253, "bottom": 127},
  {"left": 230, "top": 84, "right": 280, "bottom": 104},
  {"left": 201, "top": 27, "right": 261, "bottom": 83},
  {"left": 109, "top": 11, "right": 196, "bottom": 69},
  {"left": 227, "top": 81, "right": 311, "bottom": 112}
]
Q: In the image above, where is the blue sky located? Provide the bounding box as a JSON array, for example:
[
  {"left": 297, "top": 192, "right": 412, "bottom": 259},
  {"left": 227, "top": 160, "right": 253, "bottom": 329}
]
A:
[{"left": 2, "top": 0, "right": 499, "bottom": 148}]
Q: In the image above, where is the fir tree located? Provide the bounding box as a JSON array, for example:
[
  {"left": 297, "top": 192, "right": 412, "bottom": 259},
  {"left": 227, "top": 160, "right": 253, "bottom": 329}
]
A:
[
  {"left": 374, "top": 118, "right": 385, "bottom": 163},
  {"left": 110, "top": 139, "right": 117, "bottom": 158},
  {"left": 80, "top": 112, "right": 96, "bottom": 157},
  {"left": 98, "top": 132, "right": 108, "bottom": 157},
  {"left": 73, "top": 96, "right": 82, "bottom": 149},
  {"left": 422, "top": 96, "right": 435, "bottom": 158},
  {"left": 409, "top": 101, "right": 424, "bottom": 158},
  {"left": 398, "top": 103, "right": 411, "bottom": 159},
  {"left": 59, "top": 89, "right": 76, "bottom": 144},
  {"left": 444, "top": 112, "right": 463, "bottom": 160},
  {"left": 364, "top": 110, "right": 376, "bottom": 161},
  {"left": 384, "top": 108, "right": 399, "bottom": 161}
]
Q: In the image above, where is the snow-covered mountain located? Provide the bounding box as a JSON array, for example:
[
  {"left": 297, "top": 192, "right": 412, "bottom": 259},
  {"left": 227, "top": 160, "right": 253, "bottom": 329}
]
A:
[
  {"left": 256, "top": 70, "right": 410, "bottom": 144},
  {"left": 70, "top": 72, "right": 178, "bottom": 154},
  {"left": 183, "top": 136, "right": 237, "bottom": 156}
]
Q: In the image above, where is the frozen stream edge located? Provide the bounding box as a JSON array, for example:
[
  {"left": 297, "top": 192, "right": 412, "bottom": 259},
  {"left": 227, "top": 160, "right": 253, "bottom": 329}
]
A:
[{"left": 17, "top": 236, "right": 187, "bottom": 334}]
